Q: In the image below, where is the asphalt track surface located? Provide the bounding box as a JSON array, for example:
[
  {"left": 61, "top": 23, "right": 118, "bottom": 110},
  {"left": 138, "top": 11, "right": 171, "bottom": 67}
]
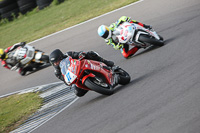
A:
[{"left": 1, "top": 0, "right": 200, "bottom": 132}]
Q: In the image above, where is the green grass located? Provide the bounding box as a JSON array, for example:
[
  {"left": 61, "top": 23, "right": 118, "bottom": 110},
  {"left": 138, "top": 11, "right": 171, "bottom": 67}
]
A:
[
  {"left": 0, "top": 0, "right": 138, "bottom": 48},
  {"left": 0, "top": 93, "right": 43, "bottom": 133}
]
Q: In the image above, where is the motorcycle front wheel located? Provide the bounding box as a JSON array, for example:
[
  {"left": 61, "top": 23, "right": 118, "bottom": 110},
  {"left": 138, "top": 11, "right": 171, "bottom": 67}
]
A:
[
  {"left": 84, "top": 77, "right": 114, "bottom": 95},
  {"left": 139, "top": 34, "right": 164, "bottom": 46}
]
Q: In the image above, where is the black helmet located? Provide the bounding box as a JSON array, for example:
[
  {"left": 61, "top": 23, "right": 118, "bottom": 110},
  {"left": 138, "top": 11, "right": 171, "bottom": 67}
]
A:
[{"left": 49, "top": 49, "right": 65, "bottom": 65}]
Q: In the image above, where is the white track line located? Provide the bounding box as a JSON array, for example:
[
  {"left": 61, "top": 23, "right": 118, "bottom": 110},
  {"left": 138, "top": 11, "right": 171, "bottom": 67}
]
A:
[
  {"left": 0, "top": 81, "right": 62, "bottom": 98},
  {"left": 28, "top": 97, "right": 79, "bottom": 133}
]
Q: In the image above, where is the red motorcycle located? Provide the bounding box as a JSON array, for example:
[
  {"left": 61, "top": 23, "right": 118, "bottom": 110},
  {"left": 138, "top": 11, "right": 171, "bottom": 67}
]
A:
[{"left": 59, "top": 56, "right": 130, "bottom": 95}]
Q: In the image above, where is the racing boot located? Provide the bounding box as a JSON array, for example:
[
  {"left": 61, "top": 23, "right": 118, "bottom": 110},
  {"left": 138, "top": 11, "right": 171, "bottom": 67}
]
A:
[
  {"left": 87, "top": 51, "right": 114, "bottom": 67},
  {"left": 19, "top": 66, "right": 33, "bottom": 76},
  {"left": 143, "top": 24, "right": 152, "bottom": 30},
  {"left": 72, "top": 84, "right": 88, "bottom": 97},
  {"left": 18, "top": 68, "right": 27, "bottom": 76}
]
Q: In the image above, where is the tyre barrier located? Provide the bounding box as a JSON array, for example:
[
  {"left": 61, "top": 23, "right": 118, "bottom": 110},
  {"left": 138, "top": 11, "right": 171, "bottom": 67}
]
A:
[
  {"left": 36, "top": 0, "right": 53, "bottom": 10},
  {"left": 0, "top": 0, "right": 64, "bottom": 21},
  {"left": 0, "top": 0, "right": 19, "bottom": 21},
  {"left": 17, "top": 0, "right": 37, "bottom": 14},
  {"left": 36, "top": 0, "right": 64, "bottom": 10}
]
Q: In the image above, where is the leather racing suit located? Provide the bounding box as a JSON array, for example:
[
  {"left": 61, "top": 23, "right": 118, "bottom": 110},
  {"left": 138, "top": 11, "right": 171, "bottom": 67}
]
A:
[{"left": 105, "top": 16, "right": 152, "bottom": 58}]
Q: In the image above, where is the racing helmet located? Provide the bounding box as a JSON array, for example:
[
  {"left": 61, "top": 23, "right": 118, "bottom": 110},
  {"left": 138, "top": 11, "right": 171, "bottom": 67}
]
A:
[
  {"left": 49, "top": 49, "right": 65, "bottom": 66},
  {"left": 0, "top": 48, "right": 8, "bottom": 60},
  {"left": 98, "top": 25, "right": 112, "bottom": 39}
]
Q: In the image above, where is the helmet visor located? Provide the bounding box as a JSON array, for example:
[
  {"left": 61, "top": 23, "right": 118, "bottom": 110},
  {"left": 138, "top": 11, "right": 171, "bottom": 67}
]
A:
[
  {"left": 98, "top": 25, "right": 111, "bottom": 39},
  {"left": 102, "top": 29, "right": 109, "bottom": 39}
]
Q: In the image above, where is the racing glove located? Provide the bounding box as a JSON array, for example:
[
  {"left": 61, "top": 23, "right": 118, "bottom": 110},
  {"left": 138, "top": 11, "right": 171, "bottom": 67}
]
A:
[
  {"left": 78, "top": 52, "right": 86, "bottom": 59},
  {"left": 113, "top": 43, "right": 123, "bottom": 50},
  {"left": 106, "top": 39, "right": 122, "bottom": 50},
  {"left": 54, "top": 69, "right": 64, "bottom": 81},
  {"left": 20, "top": 42, "right": 26, "bottom": 46}
]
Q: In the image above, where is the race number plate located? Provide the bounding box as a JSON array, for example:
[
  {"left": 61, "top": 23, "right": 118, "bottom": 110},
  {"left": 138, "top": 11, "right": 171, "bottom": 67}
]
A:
[{"left": 64, "top": 70, "right": 77, "bottom": 85}]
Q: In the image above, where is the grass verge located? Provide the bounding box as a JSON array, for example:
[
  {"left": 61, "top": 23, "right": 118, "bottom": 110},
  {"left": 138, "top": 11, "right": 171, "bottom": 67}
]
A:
[
  {"left": 0, "top": 0, "right": 138, "bottom": 48},
  {"left": 0, "top": 93, "right": 43, "bottom": 133}
]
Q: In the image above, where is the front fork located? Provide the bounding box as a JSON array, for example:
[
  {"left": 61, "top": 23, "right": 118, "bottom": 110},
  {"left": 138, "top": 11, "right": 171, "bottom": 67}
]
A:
[{"left": 111, "top": 66, "right": 120, "bottom": 87}]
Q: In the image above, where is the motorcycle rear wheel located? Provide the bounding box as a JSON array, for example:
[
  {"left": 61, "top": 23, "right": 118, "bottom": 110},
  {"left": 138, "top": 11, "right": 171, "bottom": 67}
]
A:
[
  {"left": 115, "top": 68, "right": 130, "bottom": 85},
  {"left": 139, "top": 34, "right": 164, "bottom": 46},
  {"left": 40, "top": 55, "right": 49, "bottom": 63},
  {"left": 84, "top": 77, "right": 114, "bottom": 95}
]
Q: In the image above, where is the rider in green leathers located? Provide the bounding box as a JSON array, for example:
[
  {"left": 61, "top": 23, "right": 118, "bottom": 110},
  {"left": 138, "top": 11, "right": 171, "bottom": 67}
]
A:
[{"left": 98, "top": 16, "right": 152, "bottom": 58}]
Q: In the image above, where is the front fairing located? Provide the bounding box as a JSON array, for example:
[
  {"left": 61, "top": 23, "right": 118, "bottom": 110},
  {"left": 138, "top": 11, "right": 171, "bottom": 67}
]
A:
[
  {"left": 131, "top": 23, "right": 160, "bottom": 40},
  {"left": 114, "top": 22, "right": 161, "bottom": 46},
  {"left": 60, "top": 57, "right": 80, "bottom": 85},
  {"left": 114, "top": 22, "right": 135, "bottom": 44},
  {"left": 80, "top": 59, "right": 114, "bottom": 84}
]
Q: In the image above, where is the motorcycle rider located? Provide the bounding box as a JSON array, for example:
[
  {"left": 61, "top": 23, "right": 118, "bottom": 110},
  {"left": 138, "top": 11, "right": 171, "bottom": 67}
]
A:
[
  {"left": 49, "top": 49, "right": 115, "bottom": 97},
  {"left": 98, "top": 16, "right": 152, "bottom": 58},
  {"left": 0, "top": 42, "right": 33, "bottom": 75}
]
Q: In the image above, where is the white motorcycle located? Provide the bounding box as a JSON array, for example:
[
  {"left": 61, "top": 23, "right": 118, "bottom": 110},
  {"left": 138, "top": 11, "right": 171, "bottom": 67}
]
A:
[
  {"left": 10, "top": 44, "right": 49, "bottom": 75},
  {"left": 113, "top": 22, "right": 164, "bottom": 48}
]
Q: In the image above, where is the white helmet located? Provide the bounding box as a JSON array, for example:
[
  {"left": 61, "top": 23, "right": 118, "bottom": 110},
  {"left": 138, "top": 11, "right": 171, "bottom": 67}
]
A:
[{"left": 97, "top": 25, "right": 112, "bottom": 39}]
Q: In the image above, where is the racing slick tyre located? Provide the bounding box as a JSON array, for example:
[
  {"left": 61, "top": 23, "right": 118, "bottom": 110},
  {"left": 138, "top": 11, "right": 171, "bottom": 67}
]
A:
[
  {"left": 139, "top": 34, "right": 164, "bottom": 47},
  {"left": 115, "top": 68, "right": 130, "bottom": 85},
  {"left": 84, "top": 77, "right": 114, "bottom": 95}
]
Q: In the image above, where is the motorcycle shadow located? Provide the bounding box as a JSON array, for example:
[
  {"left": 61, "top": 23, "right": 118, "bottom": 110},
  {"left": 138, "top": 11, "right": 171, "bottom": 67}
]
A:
[
  {"left": 84, "top": 68, "right": 162, "bottom": 101},
  {"left": 114, "top": 78, "right": 142, "bottom": 94},
  {"left": 25, "top": 63, "right": 51, "bottom": 76},
  {"left": 132, "top": 45, "right": 161, "bottom": 58},
  {"left": 130, "top": 38, "right": 174, "bottom": 58},
  {"left": 114, "top": 64, "right": 168, "bottom": 94}
]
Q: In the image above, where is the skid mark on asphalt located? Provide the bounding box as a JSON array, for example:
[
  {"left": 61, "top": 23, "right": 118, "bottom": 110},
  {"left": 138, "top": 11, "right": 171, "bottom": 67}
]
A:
[{"left": 9, "top": 82, "right": 78, "bottom": 133}]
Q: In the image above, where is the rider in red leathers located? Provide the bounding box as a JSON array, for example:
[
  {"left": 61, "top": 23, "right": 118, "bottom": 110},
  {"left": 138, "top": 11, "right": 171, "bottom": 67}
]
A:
[
  {"left": 98, "top": 16, "right": 152, "bottom": 58},
  {"left": 49, "top": 49, "right": 115, "bottom": 97}
]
